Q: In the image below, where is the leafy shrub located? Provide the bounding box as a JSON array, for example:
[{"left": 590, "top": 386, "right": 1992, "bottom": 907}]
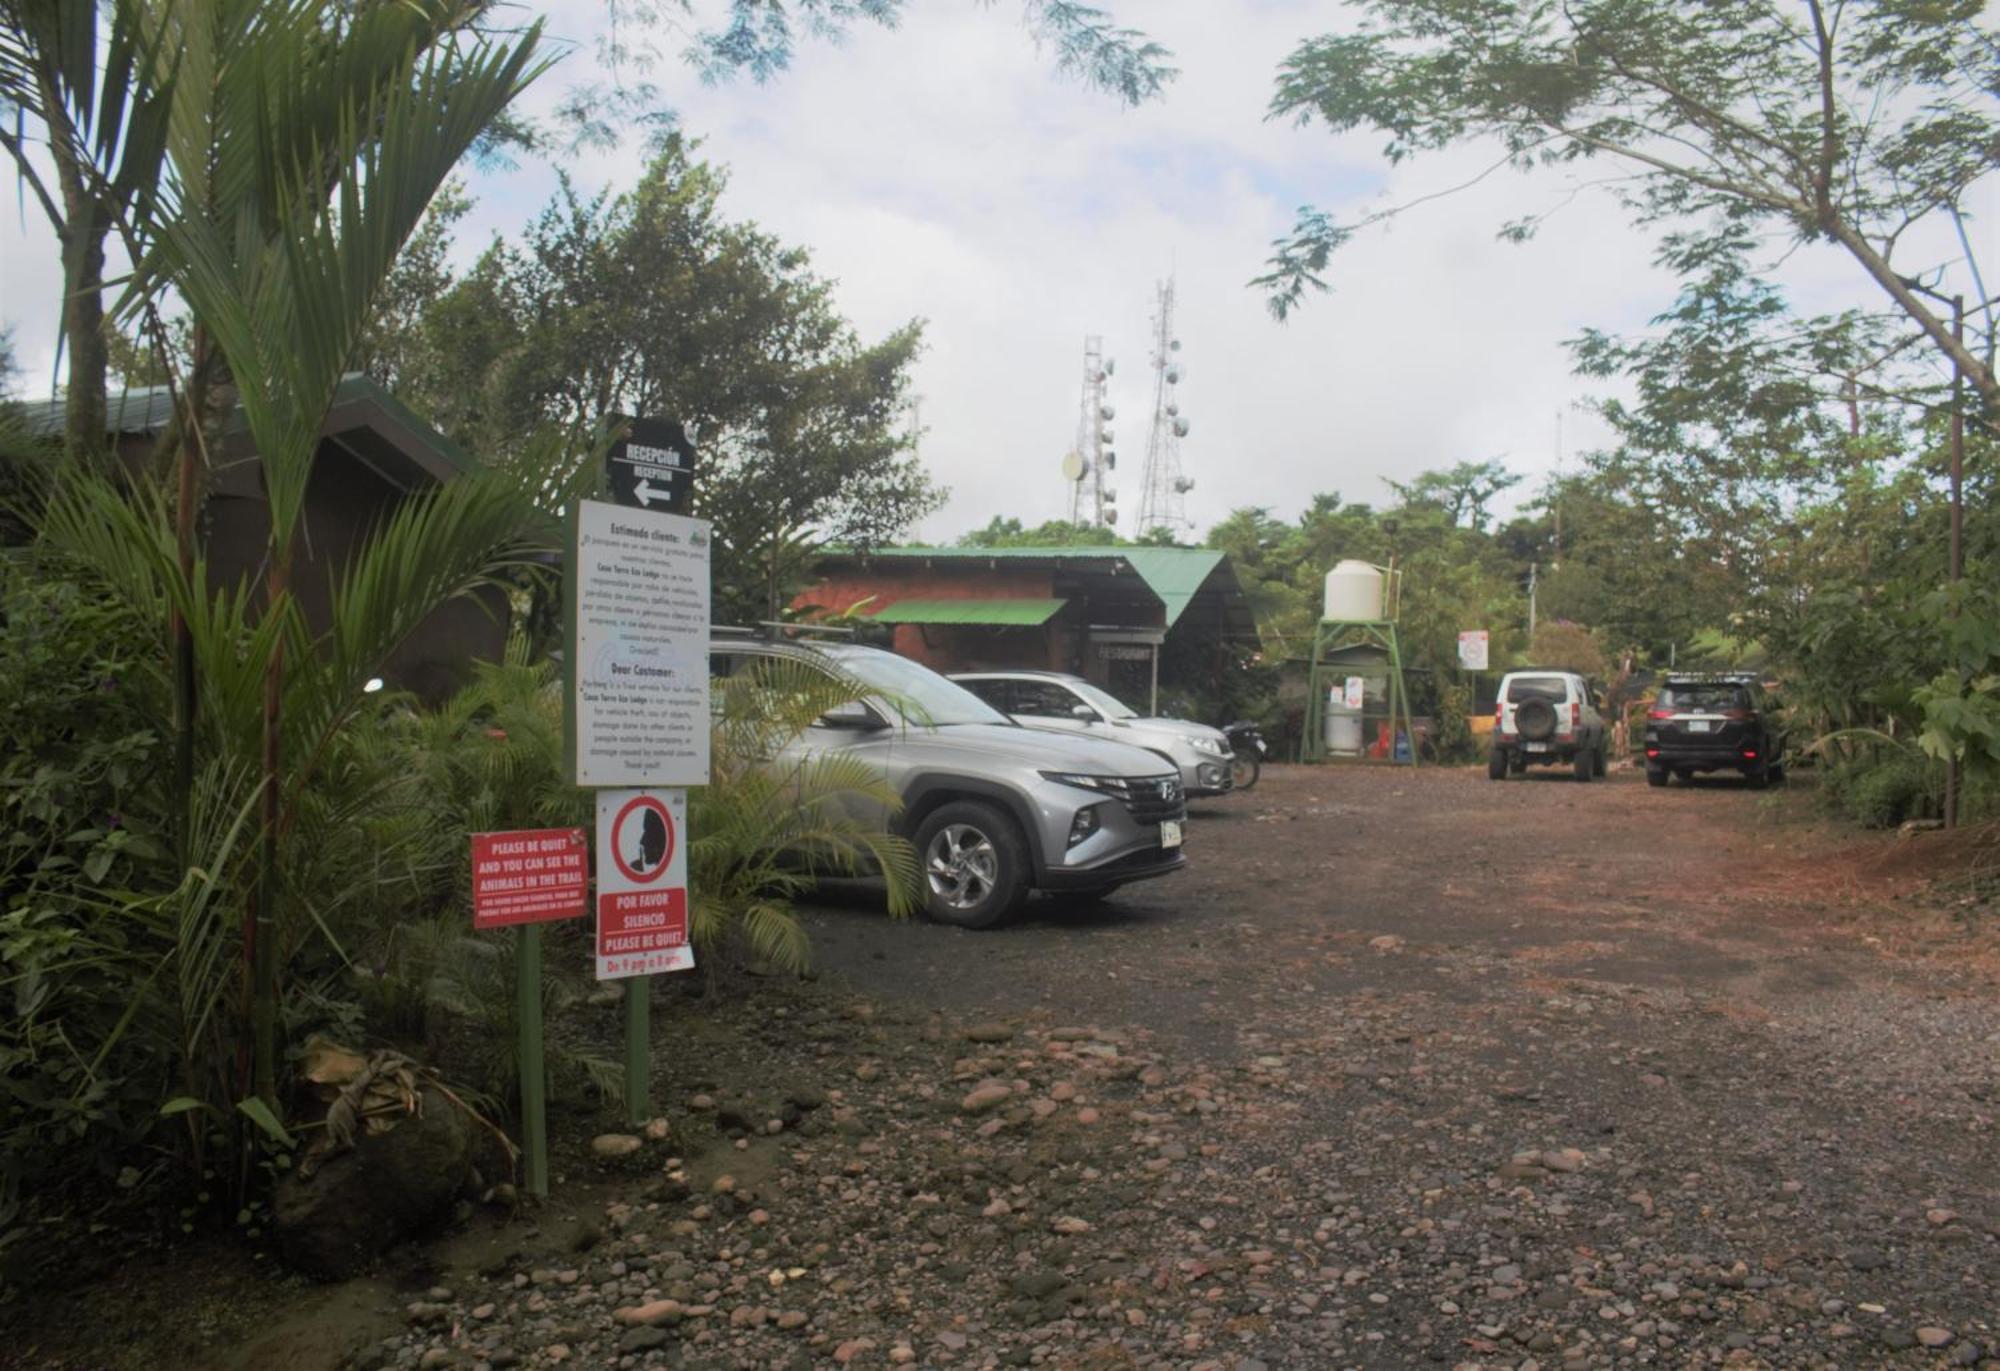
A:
[
  {"left": 1823, "top": 751, "right": 1942, "bottom": 828},
  {"left": 0, "top": 558, "right": 176, "bottom": 1270}
]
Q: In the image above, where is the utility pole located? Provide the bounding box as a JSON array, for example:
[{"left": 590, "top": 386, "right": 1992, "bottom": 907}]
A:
[
  {"left": 1946, "top": 297, "right": 1964, "bottom": 830},
  {"left": 1527, "top": 561, "right": 1538, "bottom": 643}
]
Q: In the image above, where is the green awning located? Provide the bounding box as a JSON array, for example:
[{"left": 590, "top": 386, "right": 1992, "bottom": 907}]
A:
[
  {"left": 855, "top": 544, "right": 1230, "bottom": 629},
  {"left": 865, "top": 597, "right": 1068, "bottom": 626}
]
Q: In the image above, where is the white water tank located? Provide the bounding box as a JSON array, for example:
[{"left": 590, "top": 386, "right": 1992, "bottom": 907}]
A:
[{"left": 1323, "top": 559, "right": 1382, "bottom": 621}]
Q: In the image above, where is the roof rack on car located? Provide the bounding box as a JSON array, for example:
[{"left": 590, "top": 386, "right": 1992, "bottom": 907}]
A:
[
  {"left": 1663, "top": 670, "right": 1758, "bottom": 682},
  {"left": 755, "top": 620, "right": 856, "bottom": 639}
]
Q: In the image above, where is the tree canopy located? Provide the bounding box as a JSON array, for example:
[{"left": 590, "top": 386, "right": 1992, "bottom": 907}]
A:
[
  {"left": 1258, "top": 0, "right": 1998, "bottom": 414},
  {"left": 360, "top": 138, "right": 942, "bottom": 624}
]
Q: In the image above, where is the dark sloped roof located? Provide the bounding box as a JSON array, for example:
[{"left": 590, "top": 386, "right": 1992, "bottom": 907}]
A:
[{"left": 20, "top": 373, "right": 469, "bottom": 487}]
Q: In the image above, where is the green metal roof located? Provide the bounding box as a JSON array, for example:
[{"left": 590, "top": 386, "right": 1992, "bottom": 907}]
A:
[
  {"left": 864, "top": 597, "right": 1069, "bottom": 626},
  {"left": 866, "top": 545, "right": 1227, "bottom": 629}
]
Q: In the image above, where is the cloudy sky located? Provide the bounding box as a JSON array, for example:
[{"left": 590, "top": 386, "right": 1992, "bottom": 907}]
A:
[{"left": 2, "top": 1, "right": 1988, "bottom": 542}]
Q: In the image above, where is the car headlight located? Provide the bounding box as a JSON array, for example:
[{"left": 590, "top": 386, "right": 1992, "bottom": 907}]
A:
[
  {"left": 1041, "top": 771, "right": 1120, "bottom": 792},
  {"left": 1188, "top": 735, "right": 1228, "bottom": 757}
]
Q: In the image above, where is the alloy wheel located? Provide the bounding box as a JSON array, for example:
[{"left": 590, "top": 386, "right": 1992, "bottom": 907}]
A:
[{"left": 926, "top": 824, "right": 998, "bottom": 911}]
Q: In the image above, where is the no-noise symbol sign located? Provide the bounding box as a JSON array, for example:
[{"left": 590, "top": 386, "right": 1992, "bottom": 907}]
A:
[
  {"left": 595, "top": 788, "right": 693, "bottom": 980},
  {"left": 607, "top": 793, "right": 676, "bottom": 885}
]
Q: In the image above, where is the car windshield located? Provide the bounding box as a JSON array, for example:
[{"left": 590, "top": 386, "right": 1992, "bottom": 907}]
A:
[
  {"left": 822, "top": 646, "right": 1011, "bottom": 726},
  {"left": 1504, "top": 675, "right": 1568, "bottom": 704},
  {"left": 1659, "top": 683, "right": 1750, "bottom": 712},
  {"left": 1064, "top": 679, "right": 1138, "bottom": 720}
]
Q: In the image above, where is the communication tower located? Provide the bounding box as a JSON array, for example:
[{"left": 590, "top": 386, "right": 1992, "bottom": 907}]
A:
[
  {"left": 1137, "top": 277, "right": 1194, "bottom": 536},
  {"left": 1061, "top": 336, "right": 1118, "bottom": 528}
]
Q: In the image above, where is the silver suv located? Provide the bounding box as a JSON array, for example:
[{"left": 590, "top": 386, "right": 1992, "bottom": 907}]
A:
[
  {"left": 1489, "top": 669, "right": 1609, "bottom": 781},
  {"left": 709, "top": 636, "right": 1187, "bottom": 928},
  {"left": 951, "top": 670, "right": 1237, "bottom": 798}
]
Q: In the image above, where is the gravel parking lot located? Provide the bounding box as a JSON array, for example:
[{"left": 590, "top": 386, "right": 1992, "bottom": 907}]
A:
[{"left": 16, "top": 764, "right": 1998, "bottom": 1371}]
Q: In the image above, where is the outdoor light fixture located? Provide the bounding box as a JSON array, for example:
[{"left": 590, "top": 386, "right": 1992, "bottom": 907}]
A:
[
  {"left": 363, "top": 677, "right": 385, "bottom": 694},
  {"left": 1067, "top": 804, "right": 1103, "bottom": 849}
]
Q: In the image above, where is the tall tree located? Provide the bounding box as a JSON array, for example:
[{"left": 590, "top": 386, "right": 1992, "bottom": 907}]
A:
[
  {"left": 135, "top": 0, "right": 547, "bottom": 1105},
  {"left": 0, "top": 0, "right": 177, "bottom": 462},
  {"left": 366, "top": 140, "right": 941, "bottom": 624},
  {"left": 1258, "top": 0, "right": 1998, "bottom": 413},
  {"left": 1388, "top": 458, "right": 1521, "bottom": 532},
  {"left": 957, "top": 515, "right": 1121, "bottom": 548}
]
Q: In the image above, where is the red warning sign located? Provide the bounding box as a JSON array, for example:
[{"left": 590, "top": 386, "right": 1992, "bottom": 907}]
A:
[
  {"left": 470, "top": 828, "right": 588, "bottom": 929},
  {"left": 595, "top": 789, "right": 693, "bottom": 979}
]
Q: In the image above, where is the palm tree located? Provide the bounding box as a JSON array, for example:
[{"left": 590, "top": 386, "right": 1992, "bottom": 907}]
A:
[{"left": 40, "top": 0, "right": 548, "bottom": 1113}]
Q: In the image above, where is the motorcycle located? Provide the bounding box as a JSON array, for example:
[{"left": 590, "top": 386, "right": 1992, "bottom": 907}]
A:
[{"left": 1222, "top": 720, "right": 1268, "bottom": 791}]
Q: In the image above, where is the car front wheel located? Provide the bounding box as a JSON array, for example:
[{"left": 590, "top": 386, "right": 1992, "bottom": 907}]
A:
[{"left": 914, "top": 801, "right": 1031, "bottom": 929}]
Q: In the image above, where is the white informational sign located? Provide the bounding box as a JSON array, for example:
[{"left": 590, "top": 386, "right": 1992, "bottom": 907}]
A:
[
  {"left": 571, "top": 499, "right": 711, "bottom": 788},
  {"left": 1457, "top": 629, "right": 1490, "bottom": 671},
  {"left": 595, "top": 788, "right": 694, "bottom": 980},
  {"left": 1342, "top": 675, "right": 1366, "bottom": 711}
]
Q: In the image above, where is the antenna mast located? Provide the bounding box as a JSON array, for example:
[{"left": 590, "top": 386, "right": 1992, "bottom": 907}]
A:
[
  {"left": 1137, "top": 276, "right": 1192, "bottom": 536},
  {"left": 1063, "top": 335, "right": 1118, "bottom": 529}
]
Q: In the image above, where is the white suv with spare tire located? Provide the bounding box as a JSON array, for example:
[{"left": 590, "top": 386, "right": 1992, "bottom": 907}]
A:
[{"left": 1488, "top": 670, "right": 1609, "bottom": 782}]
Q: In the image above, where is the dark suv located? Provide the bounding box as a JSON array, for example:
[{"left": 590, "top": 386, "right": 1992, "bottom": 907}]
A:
[{"left": 1644, "top": 673, "right": 1785, "bottom": 788}]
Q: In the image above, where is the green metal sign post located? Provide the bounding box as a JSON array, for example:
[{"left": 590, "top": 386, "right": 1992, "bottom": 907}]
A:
[
  {"left": 624, "top": 982, "right": 649, "bottom": 1126},
  {"left": 518, "top": 924, "right": 549, "bottom": 1196},
  {"left": 470, "top": 826, "right": 586, "bottom": 1199},
  {"left": 573, "top": 417, "right": 710, "bottom": 1146}
]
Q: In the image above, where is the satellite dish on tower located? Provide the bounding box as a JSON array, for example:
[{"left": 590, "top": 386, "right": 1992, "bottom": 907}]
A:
[
  {"left": 1172, "top": 416, "right": 1190, "bottom": 438},
  {"left": 1060, "top": 450, "right": 1085, "bottom": 482}
]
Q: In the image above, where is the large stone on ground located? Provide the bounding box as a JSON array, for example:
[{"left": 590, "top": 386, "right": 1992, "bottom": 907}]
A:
[{"left": 273, "top": 1084, "right": 476, "bottom": 1279}]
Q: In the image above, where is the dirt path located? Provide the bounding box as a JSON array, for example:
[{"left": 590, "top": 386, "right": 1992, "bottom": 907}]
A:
[{"left": 11, "top": 765, "right": 1997, "bottom": 1371}]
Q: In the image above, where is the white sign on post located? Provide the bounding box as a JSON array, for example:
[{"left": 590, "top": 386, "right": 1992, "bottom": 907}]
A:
[
  {"left": 571, "top": 499, "right": 711, "bottom": 788},
  {"left": 1457, "top": 629, "right": 1490, "bottom": 671},
  {"left": 595, "top": 788, "right": 694, "bottom": 980},
  {"left": 1342, "top": 675, "right": 1366, "bottom": 711}
]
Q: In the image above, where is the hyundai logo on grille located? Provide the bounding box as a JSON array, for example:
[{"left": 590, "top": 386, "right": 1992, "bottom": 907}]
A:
[{"left": 1158, "top": 778, "right": 1180, "bottom": 802}]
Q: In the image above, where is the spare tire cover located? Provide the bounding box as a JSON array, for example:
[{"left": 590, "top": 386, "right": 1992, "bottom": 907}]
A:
[{"left": 1516, "top": 697, "right": 1558, "bottom": 741}]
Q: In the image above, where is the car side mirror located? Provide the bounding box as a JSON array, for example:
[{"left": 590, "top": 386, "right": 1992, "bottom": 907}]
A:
[
  {"left": 1071, "top": 704, "right": 1100, "bottom": 722},
  {"left": 818, "top": 700, "right": 887, "bottom": 731}
]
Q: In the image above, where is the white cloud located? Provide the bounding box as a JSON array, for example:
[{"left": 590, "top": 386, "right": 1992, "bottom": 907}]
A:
[{"left": 5, "top": 0, "right": 1990, "bottom": 542}]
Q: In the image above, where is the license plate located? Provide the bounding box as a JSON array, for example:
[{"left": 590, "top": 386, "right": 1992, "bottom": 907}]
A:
[
  {"left": 1689, "top": 720, "right": 1712, "bottom": 733},
  {"left": 1525, "top": 742, "right": 1550, "bottom": 753},
  {"left": 1159, "top": 820, "right": 1183, "bottom": 849}
]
